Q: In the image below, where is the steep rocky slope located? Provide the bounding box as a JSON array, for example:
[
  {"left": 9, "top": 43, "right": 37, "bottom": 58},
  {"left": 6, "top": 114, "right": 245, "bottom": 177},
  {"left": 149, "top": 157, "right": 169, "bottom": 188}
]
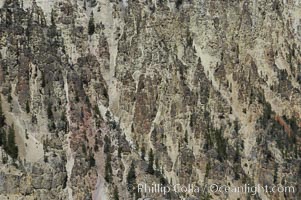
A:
[{"left": 0, "top": 0, "right": 301, "bottom": 199}]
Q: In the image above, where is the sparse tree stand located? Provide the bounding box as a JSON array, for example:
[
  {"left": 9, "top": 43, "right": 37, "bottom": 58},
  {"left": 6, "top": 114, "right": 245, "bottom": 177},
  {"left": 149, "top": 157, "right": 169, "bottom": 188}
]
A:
[{"left": 88, "top": 12, "right": 95, "bottom": 36}]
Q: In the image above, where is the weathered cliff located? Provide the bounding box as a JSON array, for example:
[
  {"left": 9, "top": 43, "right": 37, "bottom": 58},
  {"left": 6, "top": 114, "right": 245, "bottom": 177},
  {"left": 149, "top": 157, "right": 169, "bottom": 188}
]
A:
[{"left": 0, "top": 0, "right": 301, "bottom": 199}]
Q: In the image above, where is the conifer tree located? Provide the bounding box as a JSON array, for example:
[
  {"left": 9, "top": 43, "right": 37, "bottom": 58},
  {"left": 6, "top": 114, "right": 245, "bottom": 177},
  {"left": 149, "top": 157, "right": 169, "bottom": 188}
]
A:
[
  {"left": 90, "top": 0, "right": 97, "bottom": 7},
  {"left": 113, "top": 186, "right": 119, "bottom": 200},
  {"left": 51, "top": 9, "right": 56, "bottom": 26},
  {"left": 127, "top": 162, "right": 136, "bottom": 191},
  {"left": 147, "top": 148, "right": 154, "bottom": 174},
  {"left": 105, "top": 153, "right": 113, "bottom": 183},
  {"left": 141, "top": 145, "right": 145, "bottom": 160},
  {"left": 88, "top": 12, "right": 95, "bottom": 36},
  {"left": 6, "top": 124, "right": 18, "bottom": 160},
  {"left": 89, "top": 152, "right": 96, "bottom": 167},
  {"left": 83, "top": 0, "right": 87, "bottom": 10},
  {"left": 26, "top": 101, "right": 30, "bottom": 113},
  {"left": 47, "top": 103, "right": 53, "bottom": 119},
  {"left": 184, "top": 131, "right": 188, "bottom": 143},
  {"left": 0, "top": 129, "right": 6, "bottom": 147},
  {"left": 0, "top": 97, "right": 5, "bottom": 128}
]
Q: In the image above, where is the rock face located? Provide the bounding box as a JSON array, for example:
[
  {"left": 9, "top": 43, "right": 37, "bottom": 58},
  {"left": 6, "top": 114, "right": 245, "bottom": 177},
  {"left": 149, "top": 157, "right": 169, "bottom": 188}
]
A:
[{"left": 0, "top": 0, "right": 301, "bottom": 199}]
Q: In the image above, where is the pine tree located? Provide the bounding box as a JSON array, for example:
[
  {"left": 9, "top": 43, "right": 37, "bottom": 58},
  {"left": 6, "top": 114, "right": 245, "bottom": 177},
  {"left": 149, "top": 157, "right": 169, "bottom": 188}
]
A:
[
  {"left": 141, "top": 145, "right": 145, "bottom": 160},
  {"left": 26, "top": 101, "right": 30, "bottom": 113},
  {"left": 214, "top": 128, "right": 227, "bottom": 161},
  {"left": 0, "top": 97, "right": 5, "bottom": 128},
  {"left": 105, "top": 153, "right": 113, "bottom": 183},
  {"left": 6, "top": 125, "right": 18, "bottom": 160},
  {"left": 41, "top": 74, "right": 46, "bottom": 88},
  {"left": 0, "top": 128, "right": 6, "bottom": 147},
  {"left": 147, "top": 148, "right": 154, "bottom": 174},
  {"left": 155, "top": 157, "right": 159, "bottom": 170},
  {"left": 47, "top": 103, "right": 53, "bottom": 119},
  {"left": 88, "top": 12, "right": 95, "bottom": 36},
  {"left": 127, "top": 162, "right": 136, "bottom": 192},
  {"left": 234, "top": 143, "right": 240, "bottom": 163},
  {"left": 7, "top": 93, "right": 12, "bottom": 103},
  {"left": 90, "top": 0, "right": 97, "bottom": 7},
  {"left": 93, "top": 104, "right": 101, "bottom": 117},
  {"left": 126, "top": 163, "right": 141, "bottom": 199},
  {"left": 117, "top": 146, "right": 122, "bottom": 158},
  {"left": 89, "top": 152, "right": 96, "bottom": 167},
  {"left": 83, "top": 0, "right": 87, "bottom": 10},
  {"left": 51, "top": 9, "right": 55, "bottom": 26},
  {"left": 113, "top": 185, "right": 119, "bottom": 200},
  {"left": 176, "top": 0, "right": 183, "bottom": 9},
  {"left": 273, "top": 164, "right": 278, "bottom": 184},
  {"left": 104, "top": 135, "right": 111, "bottom": 153},
  {"left": 184, "top": 131, "right": 188, "bottom": 143},
  {"left": 7, "top": 86, "right": 12, "bottom": 103}
]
